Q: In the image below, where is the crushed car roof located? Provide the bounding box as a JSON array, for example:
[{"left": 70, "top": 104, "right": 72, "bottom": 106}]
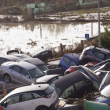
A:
[{"left": 51, "top": 71, "right": 90, "bottom": 91}]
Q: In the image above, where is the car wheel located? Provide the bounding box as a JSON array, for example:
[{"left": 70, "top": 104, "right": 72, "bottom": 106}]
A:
[
  {"left": 3, "top": 74, "right": 11, "bottom": 83},
  {"left": 36, "top": 107, "right": 48, "bottom": 110}
]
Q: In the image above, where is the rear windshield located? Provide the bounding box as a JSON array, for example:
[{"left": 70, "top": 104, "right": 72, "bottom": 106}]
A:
[
  {"left": 38, "top": 64, "right": 49, "bottom": 71},
  {"left": 44, "top": 86, "right": 54, "bottom": 95},
  {"left": 28, "top": 68, "right": 45, "bottom": 78}
]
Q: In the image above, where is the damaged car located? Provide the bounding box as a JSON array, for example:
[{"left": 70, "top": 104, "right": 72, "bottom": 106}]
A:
[{"left": 50, "top": 71, "right": 98, "bottom": 99}]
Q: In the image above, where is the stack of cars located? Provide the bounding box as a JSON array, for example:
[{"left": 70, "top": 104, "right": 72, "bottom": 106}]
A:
[{"left": 1, "top": 45, "right": 110, "bottom": 109}]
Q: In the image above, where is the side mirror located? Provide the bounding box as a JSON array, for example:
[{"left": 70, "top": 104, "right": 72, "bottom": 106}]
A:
[{"left": 26, "top": 75, "right": 30, "bottom": 79}]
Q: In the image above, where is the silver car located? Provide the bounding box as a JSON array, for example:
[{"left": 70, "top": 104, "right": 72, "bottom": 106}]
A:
[{"left": 0, "top": 61, "right": 45, "bottom": 85}]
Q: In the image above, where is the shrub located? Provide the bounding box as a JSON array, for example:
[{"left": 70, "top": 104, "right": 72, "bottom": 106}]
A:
[{"left": 95, "top": 26, "right": 110, "bottom": 49}]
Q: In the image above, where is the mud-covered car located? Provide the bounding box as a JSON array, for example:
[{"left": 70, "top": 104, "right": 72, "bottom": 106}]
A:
[{"left": 30, "top": 48, "right": 53, "bottom": 61}]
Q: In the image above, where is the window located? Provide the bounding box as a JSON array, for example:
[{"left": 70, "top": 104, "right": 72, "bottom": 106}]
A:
[
  {"left": 70, "top": 61, "right": 76, "bottom": 66},
  {"left": 60, "top": 85, "right": 74, "bottom": 98},
  {"left": 0, "top": 58, "right": 7, "bottom": 65},
  {"left": 49, "top": 77, "right": 57, "bottom": 84},
  {"left": 22, "top": 93, "right": 33, "bottom": 102},
  {"left": 20, "top": 68, "right": 28, "bottom": 76},
  {"left": 37, "top": 64, "right": 49, "bottom": 71},
  {"left": 32, "top": 93, "right": 40, "bottom": 98},
  {"left": 93, "top": 51, "right": 104, "bottom": 60},
  {"left": 28, "top": 68, "right": 44, "bottom": 78},
  {"left": 76, "top": 67, "right": 86, "bottom": 74},
  {"left": 63, "top": 57, "right": 70, "bottom": 65},
  {"left": 44, "top": 86, "right": 54, "bottom": 95},
  {"left": 75, "top": 81, "right": 87, "bottom": 90},
  {"left": 3, "top": 95, "right": 19, "bottom": 106},
  {"left": 13, "top": 66, "right": 20, "bottom": 73},
  {"left": 106, "top": 55, "right": 110, "bottom": 60}
]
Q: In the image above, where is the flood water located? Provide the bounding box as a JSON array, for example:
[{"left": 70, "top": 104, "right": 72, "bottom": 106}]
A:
[{"left": 0, "top": 22, "right": 105, "bottom": 54}]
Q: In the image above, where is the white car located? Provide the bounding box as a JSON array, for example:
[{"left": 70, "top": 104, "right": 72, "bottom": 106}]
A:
[{"left": 0, "top": 84, "right": 59, "bottom": 110}]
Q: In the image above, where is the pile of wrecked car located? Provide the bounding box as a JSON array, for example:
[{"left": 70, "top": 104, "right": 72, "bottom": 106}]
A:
[{"left": 0, "top": 45, "right": 110, "bottom": 110}]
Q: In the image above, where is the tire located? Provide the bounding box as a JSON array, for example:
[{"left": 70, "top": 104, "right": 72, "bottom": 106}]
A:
[
  {"left": 36, "top": 107, "right": 48, "bottom": 110},
  {"left": 3, "top": 74, "right": 11, "bottom": 83}
]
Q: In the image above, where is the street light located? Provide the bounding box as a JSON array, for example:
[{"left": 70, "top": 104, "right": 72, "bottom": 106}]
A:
[{"left": 98, "top": 0, "right": 101, "bottom": 47}]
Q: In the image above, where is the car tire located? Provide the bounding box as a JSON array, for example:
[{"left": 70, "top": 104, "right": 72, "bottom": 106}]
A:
[
  {"left": 36, "top": 107, "right": 48, "bottom": 110},
  {"left": 3, "top": 74, "right": 11, "bottom": 83}
]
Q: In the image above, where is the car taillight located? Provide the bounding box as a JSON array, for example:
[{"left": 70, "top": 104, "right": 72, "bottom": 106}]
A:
[
  {"left": 83, "top": 53, "right": 88, "bottom": 55},
  {"left": 44, "top": 94, "right": 52, "bottom": 98}
]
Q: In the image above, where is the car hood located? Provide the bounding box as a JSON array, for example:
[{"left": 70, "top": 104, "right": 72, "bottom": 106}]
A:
[
  {"left": 99, "top": 71, "right": 110, "bottom": 91},
  {"left": 95, "top": 96, "right": 110, "bottom": 105}
]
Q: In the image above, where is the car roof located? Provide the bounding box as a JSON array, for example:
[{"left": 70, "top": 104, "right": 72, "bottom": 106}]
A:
[
  {"left": 37, "top": 74, "right": 61, "bottom": 83},
  {"left": 86, "top": 46, "right": 110, "bottom": 54},
  {"left": 2, "top": 61, "right": 37, "bottom": 70},
  {"left": 0, "top": 55, "right": 19, "bottom": 61},
  {"left": 51, "top": 71, "right": 89, "bottom": 91},
  {"left": 64, "top": 53, "right": 80, "bottom": 64},
  {"left": 20, "top": 58, "right": 45, "bottom": 65},
  {"left": 0, "top": 84, "right": 49, "bottom": 102},
  {"left": 13, "top": 54, "right": 31, "bottom": 58}
]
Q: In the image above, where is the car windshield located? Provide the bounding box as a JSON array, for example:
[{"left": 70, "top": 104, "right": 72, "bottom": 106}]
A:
[
  {"left": 44, "top": 86, "right": 54, "bottom": 95},
  {"left": 37, "top": 64, "right": 49, "bottom": 71},
  {"left": 101, "top": 85, "right": 110, "bottom": 98},
  {"left": 50, "top": 83, "right": 61, "bottom": 96},
  {"left": 28, "top": 67, "right": 45, "bottom": 78}
]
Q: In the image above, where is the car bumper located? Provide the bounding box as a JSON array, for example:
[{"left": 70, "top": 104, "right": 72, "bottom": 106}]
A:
[{"left": 49, "top": 97, "right": 59, "bottom": 110}]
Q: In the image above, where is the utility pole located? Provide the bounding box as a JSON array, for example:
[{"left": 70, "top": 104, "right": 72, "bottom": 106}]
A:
[{"left": 98, "top": 0, "right": 101, "bottom": 47}]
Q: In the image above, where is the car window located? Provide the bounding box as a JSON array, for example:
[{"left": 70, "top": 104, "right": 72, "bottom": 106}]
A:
[
  {"left": 37, "top": 64, "right": 49, "bottom": 71},
  {"left": 106, "top": 55, "right": 110, "bottom": 60},
  {"left": 3, "top": 95, "right": 19, "bottom": 106},
  {"left": 63, "top": 57, "right": 70, "bottom": 65},
  {"left": 58, "top": 76, "right": 63, "bottom": 79},
  {"left": 32, "top": 93, "right": 41, "bottom": 98},
  {"left": 60, "top": 85, "right": 74, "bottom": 98},
  {"left": 75, "top": 67, "right": 86, "bottom": 74},
  {"left": 22, "top": 93, "right": 33, "bottom": 102},
  {"left": 75, "top": 81, "right": 87, "bottom": 90},
  {"left": 93, "top": 51, "right": 105, "bottom": 60},
  {"left": 20, "top": 68, "right": 29, "bottom": 76},
  {"left": 0, "top": 58, "right": 7, "bottom": 65},
  {"left": 28, "top": 67, "right": 44, "bottom": 78},
  {"left": 49, "top": 77, "right": 57, "bottom": 84},
  {"left": 13, "top": 66, "right": 20, "bottom": 73},
  {"left": 70, "top": 61, "right": 76, "bottom": 66}
]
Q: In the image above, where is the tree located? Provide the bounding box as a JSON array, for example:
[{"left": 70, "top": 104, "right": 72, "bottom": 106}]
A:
[{"left": 95, "top": 25, "right": 110, "bottom": 50}]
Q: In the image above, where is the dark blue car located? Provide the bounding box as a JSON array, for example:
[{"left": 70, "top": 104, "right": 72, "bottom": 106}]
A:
[{"left": 58, "top": 53, "right": 80, "bottom": 71}]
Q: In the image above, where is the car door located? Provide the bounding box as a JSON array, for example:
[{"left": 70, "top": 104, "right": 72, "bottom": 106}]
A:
[
  {"left": 2, "top": 94, "right": 21, "bottom": 110},
  {"left": 19, "top": 67, "right": 32, "bottom": 84},
  {"left": 9, "top": 65, "right": 22, "bottom": 84},
  {"left": 20, "top": 93, "right": 38, "bottom": 110}
]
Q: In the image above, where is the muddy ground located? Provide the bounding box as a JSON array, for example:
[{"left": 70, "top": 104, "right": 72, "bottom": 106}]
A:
[{"left": 0, "top": 5, "right": 110, "bottom": 24}]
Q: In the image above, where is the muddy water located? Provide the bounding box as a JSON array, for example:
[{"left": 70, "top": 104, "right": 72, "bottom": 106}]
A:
[{"left": 0, "top": 22, "right": 105, "bottom": 54}]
